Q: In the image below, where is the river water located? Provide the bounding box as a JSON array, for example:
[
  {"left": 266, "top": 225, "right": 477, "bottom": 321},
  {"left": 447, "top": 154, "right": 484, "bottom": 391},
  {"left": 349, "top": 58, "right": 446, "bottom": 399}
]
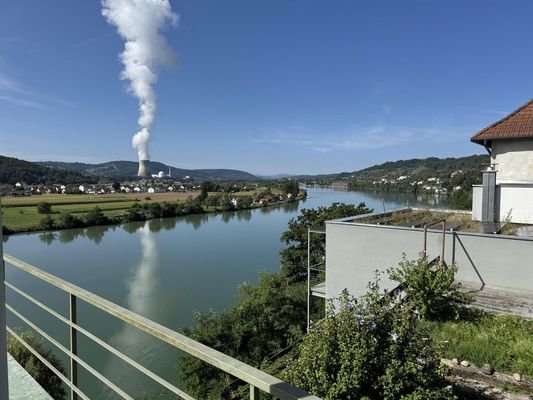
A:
[{"left": 3, "top": 188, "right": 449, "bottom": 398}]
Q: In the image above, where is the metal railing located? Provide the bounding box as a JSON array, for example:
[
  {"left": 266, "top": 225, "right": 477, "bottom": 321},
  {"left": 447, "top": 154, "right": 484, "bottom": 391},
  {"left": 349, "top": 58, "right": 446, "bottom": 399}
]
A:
[{"left": 0, "top": 228, "right": 320, "bottom": 400}]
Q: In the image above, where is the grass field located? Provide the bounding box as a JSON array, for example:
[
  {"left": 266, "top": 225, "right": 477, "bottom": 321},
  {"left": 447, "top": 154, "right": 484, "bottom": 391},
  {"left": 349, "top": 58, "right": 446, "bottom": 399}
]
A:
[
  {"left": 423, "top": 313, "right": 533, "bottom": 377},
  {"left": 1, "top": 192, "right": 199, "bottom": 232}
]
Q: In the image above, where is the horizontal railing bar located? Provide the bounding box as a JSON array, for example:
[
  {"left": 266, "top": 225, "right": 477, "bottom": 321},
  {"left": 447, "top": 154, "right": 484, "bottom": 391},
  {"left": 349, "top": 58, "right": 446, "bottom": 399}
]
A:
[
  {"left": 5, "top": 281, "right": 196, "bottom": 400},
  {"left": 7, "top": 327, "right": 92, "bottom": 400},
  {"left": 4, "top": 254, "right": 320, "bottom": 400},
  {"left": 6, "top": 303, "right": 134, "bottom": 400}
]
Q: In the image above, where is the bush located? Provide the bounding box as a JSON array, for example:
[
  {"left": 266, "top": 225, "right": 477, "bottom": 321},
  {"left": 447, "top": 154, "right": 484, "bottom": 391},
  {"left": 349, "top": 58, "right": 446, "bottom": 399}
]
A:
[
  {"left": 122, "top": 203, "right": 147, "bottom": 222},
  {"left": 84, "top": 206, "right": 109, "bottom": 226},
  {"left": 8, "top": 331, "right": 67, "bottom": 400},
  {"left": 58, "top": 212, "right": 83, "bottom": 229},
  {"left": 36, "top": 201, "right": 52, "bottom": 214},
  {"left": 39, "top": 215, "right": 55, "bottom": 230},
  {"left": 284, "top": 280, "right": 456, "bottom": 400},
  {"left": 388, "top": 256, "right": 473, "bottom": 321}
]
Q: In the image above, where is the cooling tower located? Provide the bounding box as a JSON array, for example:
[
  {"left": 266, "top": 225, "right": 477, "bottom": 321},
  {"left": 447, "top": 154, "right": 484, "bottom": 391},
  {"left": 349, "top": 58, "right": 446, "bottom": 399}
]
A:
[{"left": 138, "top": 159, "right": 150, "bottom": 178}]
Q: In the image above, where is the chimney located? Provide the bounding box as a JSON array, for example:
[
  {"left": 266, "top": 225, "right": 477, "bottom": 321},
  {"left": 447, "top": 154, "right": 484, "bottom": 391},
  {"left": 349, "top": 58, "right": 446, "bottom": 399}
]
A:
[
  {"left": 481, "top": 165, "right": 497, "bottom": 222},
  {"left": 138, "top": 160, "right": 150, "bottom": 178}
]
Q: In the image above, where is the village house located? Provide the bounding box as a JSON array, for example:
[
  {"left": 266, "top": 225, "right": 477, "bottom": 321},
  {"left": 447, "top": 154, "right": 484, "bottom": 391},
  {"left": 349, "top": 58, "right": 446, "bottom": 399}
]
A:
[{"left": 471, "top": 99, "right": 533, "bottom": 224}]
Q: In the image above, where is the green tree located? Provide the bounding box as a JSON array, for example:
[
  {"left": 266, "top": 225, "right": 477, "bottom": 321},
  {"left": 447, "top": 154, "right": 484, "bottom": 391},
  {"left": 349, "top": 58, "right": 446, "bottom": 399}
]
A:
[
  {"left": 280, "top": 202, "right": 372, "bottom": 282},
  {"left": 279, "top": 180, "right": 300, "bottom": 197},
  {"left": 236, "top": 196, "right": 252, "bottom": 209},
  {"left": 84, "top": 206, "right": 109, "bottom": 226},
  {"left": 8, "top": 331, "right": 67, "bottom": 400},
  {"left": 58, "top": 212, "right": 83, "bottom": 229},
  {"left": 36, "top": 201, "right": 52, "bottom": 214},
  {"left": 40, "top": 214, "right": 55, "bottom": 230},
  {"left": 148, "top": 202, "right": 162, "bottom": 218},
  {"left": 123, "top": 203, "right": 147, "bottom": 222},
  {"left": 284, "top": 282, "right": 456, "bottom": 400},
  {"left": 179, "top": 273, "right": 307, "bottom": 398}
]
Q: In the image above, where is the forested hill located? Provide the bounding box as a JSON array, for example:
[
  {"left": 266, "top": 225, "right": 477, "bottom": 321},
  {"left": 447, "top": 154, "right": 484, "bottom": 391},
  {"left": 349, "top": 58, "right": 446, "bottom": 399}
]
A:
[
  {"left": 297, "top": 154, "right": 488, "bottom": 182},
  {"left": 38, "top": 160, "right": 256, "bottom": 181},
  {"left": 0, "top": 156, "right": 96, "bottom": 185}
]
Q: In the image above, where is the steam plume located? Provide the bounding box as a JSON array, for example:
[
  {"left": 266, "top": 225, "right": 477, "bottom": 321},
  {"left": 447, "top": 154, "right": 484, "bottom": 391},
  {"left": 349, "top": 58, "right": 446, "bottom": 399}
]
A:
[{"left": 102, "top": 0, "right": 177, "bottom": 161}]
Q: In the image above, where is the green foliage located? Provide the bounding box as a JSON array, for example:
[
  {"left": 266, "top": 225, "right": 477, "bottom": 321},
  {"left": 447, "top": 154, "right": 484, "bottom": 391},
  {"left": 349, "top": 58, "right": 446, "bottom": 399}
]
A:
[
  {"left": 36, "top": 201, "right": 52, "bottom": 214},
  {"left": 39, "top": 214, "right": 55, "bottom": 230},
  {"left": 0, "top": 155, "right": 95, "bottom": 185},
  {"left": 450, "top": 189, "right": 472, "bottom": 210},
  {"left": 283, "top": 283, "right": 456, "bottom": 400},
  {"left": 179, "top": 273, "right": 308, "bottom": 398},
  {"left": 57, "top": 212, "right": 83, "bottom": 229},
  {"left": 84, "top": 206, "right": 109, "bottom": 225},
  {"left": 8, "top": 331, "right": 67, "bottom": 400},
  {"left": 424, "top": 313, "right": 533, "bottom": 377},
  {"left": 280, "top": 202, "right": 372, "bottom": 282},
  {"left": 123, "top": 203, "right": 147, "bottom": 222},
  {"left": 279, "top": 180, "right": 300, "bottom": 196},
  {"left": 388, "top": 256, "right": 473, "bottom": 321}
]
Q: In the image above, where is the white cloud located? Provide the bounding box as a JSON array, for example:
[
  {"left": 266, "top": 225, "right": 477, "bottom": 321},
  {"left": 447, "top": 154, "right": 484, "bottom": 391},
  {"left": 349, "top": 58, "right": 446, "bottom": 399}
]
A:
[
  {"left": 251, "top": 123, "right": 471, "bottom": 153},
  {"left": 0, "top": 71, "right": 75, "bottom": 108}
]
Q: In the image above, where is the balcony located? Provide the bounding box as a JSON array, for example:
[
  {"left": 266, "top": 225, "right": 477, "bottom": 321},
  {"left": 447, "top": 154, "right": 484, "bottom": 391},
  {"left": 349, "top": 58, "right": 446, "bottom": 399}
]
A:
[{"left": 0, "top": 253, "right": 320, "bottom": 400}]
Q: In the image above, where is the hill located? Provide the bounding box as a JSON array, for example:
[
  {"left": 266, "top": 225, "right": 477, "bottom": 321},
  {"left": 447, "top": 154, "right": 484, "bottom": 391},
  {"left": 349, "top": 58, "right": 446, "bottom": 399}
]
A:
[
  {"left": 296, "top": 154, "right": 487, "bottom": 182},
  {"left": 0, "top": 156, "right": 96, "bottom": 185},
  {"left": 38, "top": 160, "right": 256, "bottom": 181}
]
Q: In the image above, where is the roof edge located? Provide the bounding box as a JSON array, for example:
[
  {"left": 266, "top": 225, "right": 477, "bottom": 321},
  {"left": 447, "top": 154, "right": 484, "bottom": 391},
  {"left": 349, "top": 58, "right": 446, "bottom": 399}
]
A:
[{"left": 470, "top": 99, "right": 533, "bottom": 145}]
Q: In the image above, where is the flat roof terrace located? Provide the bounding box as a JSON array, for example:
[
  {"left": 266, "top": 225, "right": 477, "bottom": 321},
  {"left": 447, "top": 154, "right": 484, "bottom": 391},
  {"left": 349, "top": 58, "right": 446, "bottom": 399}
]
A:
[{"left": 345, "top": 208, "right": 533, "bottom": 237}]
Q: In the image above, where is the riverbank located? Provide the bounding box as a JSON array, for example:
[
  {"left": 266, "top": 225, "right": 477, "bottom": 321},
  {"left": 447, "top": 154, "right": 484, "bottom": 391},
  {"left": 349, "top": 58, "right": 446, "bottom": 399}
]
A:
[{"left": 1, "top": 191, "right": 306, "bottom": 235}]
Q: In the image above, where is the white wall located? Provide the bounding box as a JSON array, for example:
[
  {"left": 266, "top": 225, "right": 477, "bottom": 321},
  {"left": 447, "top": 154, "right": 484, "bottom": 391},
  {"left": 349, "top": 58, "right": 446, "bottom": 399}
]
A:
[
  {"left": 491, "top": 140, "right": 533, "bottom": 183},
  {"left": 472, "top": 183, "right": 533, "bottom": 224},
  {"left": 499, "top": 184, "right": 533, "bottom": 224},
  {"left": 472, "top": 185, "right": 483, "bottom": 221}
]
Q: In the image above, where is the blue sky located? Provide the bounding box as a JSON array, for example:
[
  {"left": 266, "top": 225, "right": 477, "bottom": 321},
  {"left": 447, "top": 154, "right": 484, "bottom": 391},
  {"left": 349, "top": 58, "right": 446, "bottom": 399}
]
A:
[{"left": 1, "top": 1, "right": 532, "bottom": 175}]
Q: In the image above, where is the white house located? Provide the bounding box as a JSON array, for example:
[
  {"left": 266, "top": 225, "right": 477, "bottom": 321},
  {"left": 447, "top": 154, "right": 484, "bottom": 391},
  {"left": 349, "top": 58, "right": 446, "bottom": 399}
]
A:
[{"left": 471, "top": 99, "right": 533, "bottom": 224}]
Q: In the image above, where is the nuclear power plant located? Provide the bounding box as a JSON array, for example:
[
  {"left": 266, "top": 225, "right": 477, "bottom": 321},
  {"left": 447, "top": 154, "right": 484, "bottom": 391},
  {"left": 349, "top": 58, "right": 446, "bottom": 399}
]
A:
[{"left": 137, "top": 159, "right": 150, "bottom": 178}]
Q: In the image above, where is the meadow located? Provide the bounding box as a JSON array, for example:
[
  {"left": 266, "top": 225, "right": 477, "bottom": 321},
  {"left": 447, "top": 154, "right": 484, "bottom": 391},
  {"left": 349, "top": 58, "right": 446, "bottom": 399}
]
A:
[{"left": 1, "top": 192, "right": 198, "bottom": 232}]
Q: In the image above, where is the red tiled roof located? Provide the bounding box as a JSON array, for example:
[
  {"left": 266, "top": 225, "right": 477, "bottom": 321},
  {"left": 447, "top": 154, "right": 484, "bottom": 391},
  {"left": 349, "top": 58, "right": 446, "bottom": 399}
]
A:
[{"left": 471, "top": 99, "right": 533, "bottom": 144}]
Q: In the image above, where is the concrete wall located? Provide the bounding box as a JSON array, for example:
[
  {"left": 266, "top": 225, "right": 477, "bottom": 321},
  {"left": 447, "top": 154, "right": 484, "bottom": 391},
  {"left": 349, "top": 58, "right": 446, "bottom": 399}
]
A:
[
  {"left": 472, "top": 183, "right": 533, "bottom": 224},
  {"left": 498, "top": 183, "right": 533, "bottom": 224},
  {"left": 491, "top": 140, "right": 533, "bottom": 183},
  {"left": 325, "top": 217, "right": 533, "bottom": 300},
  {"left": 472, "top": 185, "right": 483, "bottom": 221}
]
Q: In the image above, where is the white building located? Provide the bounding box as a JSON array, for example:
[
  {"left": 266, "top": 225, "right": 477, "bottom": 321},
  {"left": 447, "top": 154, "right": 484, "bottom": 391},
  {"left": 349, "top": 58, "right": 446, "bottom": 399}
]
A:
[{"left": 471, "top": 99, "right": 533, "bottom": 224}]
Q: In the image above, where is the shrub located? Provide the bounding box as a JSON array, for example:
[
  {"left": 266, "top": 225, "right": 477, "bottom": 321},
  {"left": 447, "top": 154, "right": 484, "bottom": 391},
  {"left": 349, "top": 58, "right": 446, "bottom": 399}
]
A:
[
  {"left": 39, "top": 215, "right": 55, "bottom": 230},
  {"left": 58, "top": 212, "right": 83, "bottom": 229},
  {"left": 284, "top": 280, "right": 456, "bottom": 400},
  {"left": 36, "top": 201, "right": 52, "bottom": 214},
  {"left": 8, "top": 331, "right": 67, "bottom": 400},
  {"left": 84, "top": 206, "right": 109, "bottom": 226},
  {"left": 387, "top": 256, "right": 473, "bottom": 321},
  {"left": 122, "top": 203, "right": 147, "bottom": 222}
]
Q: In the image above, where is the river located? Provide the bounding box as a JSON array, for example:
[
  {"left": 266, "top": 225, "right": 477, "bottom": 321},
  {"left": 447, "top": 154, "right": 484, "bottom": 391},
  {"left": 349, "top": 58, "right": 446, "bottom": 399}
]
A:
[{"left": 3, "top": 188, "right": 449, "bottom": 398}]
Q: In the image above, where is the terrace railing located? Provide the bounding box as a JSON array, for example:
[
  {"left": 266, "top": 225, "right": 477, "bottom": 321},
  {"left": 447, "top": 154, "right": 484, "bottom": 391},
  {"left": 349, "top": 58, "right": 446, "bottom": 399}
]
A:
[{"left": 0, "top": 214, "right": 320, "bottom": 400}]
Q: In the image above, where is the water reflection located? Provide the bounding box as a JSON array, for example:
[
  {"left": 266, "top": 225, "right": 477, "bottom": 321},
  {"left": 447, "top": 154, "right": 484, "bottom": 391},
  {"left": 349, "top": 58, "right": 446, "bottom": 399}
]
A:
[
  {"left": 103, "top": 221, "right": 161, "bottom": 397},
  {"left": 38, "top": 225, "right": 114, "bottom": 245},
  {"left": 39, "top": 231, "right": 56, "bottom": 245}
]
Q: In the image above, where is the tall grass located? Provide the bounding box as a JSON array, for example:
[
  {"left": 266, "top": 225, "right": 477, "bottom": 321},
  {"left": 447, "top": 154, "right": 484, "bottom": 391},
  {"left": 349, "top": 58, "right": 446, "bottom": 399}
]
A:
[{"left": 423, "top": 313, "right": 533, "bottom": 377}]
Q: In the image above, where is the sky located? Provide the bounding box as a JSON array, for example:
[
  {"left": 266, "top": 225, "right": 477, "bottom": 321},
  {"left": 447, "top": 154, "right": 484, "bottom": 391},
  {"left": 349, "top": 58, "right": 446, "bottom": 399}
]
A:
[{"left": 1, "top": 0, "right": 532, "bottom": 176}]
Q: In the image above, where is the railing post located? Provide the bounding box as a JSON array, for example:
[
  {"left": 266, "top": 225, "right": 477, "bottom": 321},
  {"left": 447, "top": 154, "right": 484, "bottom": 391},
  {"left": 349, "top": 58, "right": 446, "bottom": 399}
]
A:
[
  {"left": 307, "top": 228, "right": 310, "bottom": 332},
  {"left": 0, "top": 199, "right": 9, "bottom": 400},
  {"left": 441, "top": 220, "right": 446, "bottom": 266},
  {"left": 423, "top": 225, "right": 428, "bottom": 258},
  {"left": 249, "top": 384, "right": 260, "bottom": 400},
  {"left": 69, "top": 294, "right": 78, "bottom": 400}
]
